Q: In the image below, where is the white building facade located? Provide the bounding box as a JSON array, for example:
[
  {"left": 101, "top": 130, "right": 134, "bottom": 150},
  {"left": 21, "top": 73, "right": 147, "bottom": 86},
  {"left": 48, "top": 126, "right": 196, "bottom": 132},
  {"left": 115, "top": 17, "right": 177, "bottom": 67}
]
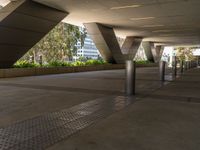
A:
[{"left": 74, "top": 35, "right": 100, "bottom": 60}]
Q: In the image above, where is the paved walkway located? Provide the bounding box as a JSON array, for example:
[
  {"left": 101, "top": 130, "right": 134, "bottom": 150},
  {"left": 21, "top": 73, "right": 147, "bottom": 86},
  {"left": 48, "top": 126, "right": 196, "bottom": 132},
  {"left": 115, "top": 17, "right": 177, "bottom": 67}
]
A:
[
  {"left": 0, "top": 67, "right": 199, "bottom": 149},
  {"left": 48, "top": 68, "right": 200, "bottom": 150},
  {"left": 0, "top": 67, "right": 165, "bottom": 127}
]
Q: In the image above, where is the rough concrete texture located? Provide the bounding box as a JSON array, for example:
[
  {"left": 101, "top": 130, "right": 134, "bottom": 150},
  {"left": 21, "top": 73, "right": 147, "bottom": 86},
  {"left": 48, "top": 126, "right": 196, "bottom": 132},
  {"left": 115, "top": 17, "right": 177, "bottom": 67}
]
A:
[
  {"left": 48, "top": 68, "right": 200, "bottom": 150},
  {"left": 0, "top": 67, "right": 164, "bottom": 126},
  {"left": 0, "top": 67, "right": 199, "bottom": 150}
]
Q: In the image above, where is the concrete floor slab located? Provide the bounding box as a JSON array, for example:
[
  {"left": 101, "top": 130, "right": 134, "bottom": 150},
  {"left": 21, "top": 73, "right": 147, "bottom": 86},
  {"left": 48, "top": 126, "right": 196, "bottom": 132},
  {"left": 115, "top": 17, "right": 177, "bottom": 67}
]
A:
[{"left": 0, "top": 67, "right": 199, "bottom": 149}]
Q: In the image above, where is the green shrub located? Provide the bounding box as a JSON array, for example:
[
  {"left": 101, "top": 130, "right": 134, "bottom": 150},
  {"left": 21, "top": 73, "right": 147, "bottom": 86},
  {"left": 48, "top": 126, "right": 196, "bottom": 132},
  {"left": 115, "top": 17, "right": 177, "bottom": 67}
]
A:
[
  {"left": 135, "top": 60, "right": 151, "bottom": 64},
  {"left": 14, "top": 61, "right": 39, "bottom": 68},
  {"left": 13, "top": 59, "right": 108, "bottom": 68},
  {"left": 85, "top": 59, "right": 106, "bottom": 65},
  {"left": 72, "top": 61, "right": 86, "bottom": 66},
  {"left": 47, "top": 61, "right": 72, "bottom": 67}
]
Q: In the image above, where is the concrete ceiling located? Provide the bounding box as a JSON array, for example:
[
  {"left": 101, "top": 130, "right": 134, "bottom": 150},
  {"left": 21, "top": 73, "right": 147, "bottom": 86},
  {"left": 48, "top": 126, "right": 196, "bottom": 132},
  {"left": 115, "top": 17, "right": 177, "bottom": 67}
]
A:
[{"left": 33, "top": 0, "right": 200, "bottom": 46}]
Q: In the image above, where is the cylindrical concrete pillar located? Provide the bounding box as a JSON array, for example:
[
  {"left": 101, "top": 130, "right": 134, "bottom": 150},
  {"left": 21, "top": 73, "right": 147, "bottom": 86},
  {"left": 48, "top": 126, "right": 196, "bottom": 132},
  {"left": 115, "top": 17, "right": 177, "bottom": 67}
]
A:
[
  {"left": 173, "top": 56, "right": 177, "bottom": 76},
  {"left": 197, "top": 57, "right": 200, "bottom": 66},
  {"left": 125, "top": 60, "right": 136, "bottom": 96},
  {"left": 181, "top": 60, "right": 184, "bottom": 73},
  {"left": 159, "top": 61, "right": 166, "bottom": 81},
  {"left": 185, "top": 61, "right": 188, "bottom": 71},
  {"left": 187, "top": 61, "right": 190, "bottom": 70}
]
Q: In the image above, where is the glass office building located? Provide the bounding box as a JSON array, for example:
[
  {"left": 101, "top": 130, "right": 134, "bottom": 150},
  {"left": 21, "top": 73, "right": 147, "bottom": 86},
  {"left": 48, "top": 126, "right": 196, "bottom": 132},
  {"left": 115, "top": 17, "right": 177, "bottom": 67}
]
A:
[{"left": 74, "top": 35, "right": 100, "bottom": 60}]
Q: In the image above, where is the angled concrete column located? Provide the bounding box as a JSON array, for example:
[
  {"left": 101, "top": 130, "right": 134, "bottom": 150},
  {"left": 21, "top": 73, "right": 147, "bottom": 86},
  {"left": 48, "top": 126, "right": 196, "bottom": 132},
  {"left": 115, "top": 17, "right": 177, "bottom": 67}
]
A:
[
  {"left": 122, "top": 37, "right": 142, "bottom": 95},
  {"left": 155, "top": 45, "right": 164, "bottom": 62},
  {"left": 0, "top": 0, "right": 67, "bottom": 68},
  {"left": 142, "top": 42, "right": 163, "bottom": 63},
  {"left": 142, "top": 42, "right": 154, "bottom": 62},
  {"left": 121, "top": 37, "right": 142, "bottom": 60},
  {"left": 84, "top": 23, "right": 124, "bottom": 64}
]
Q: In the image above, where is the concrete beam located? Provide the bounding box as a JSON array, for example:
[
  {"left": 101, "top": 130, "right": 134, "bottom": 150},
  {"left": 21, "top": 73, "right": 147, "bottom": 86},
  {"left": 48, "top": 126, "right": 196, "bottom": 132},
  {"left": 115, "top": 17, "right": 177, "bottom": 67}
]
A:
[
  {"left": 142, "top": 42, "right": 163, "bottom": 63},
  {"left": 121, "top": 37, "right": 142, "bottom": 60},
  {"left": 142, "top": 42, "right": 154, "bottom": 62},
  {"left": 154, "top": 45, "right": 164, "bottom": 62},
  {"left": 84, "top": 23, "right": 124, "bottom": 64},
  {"left": 0, "top": 0, "right": 68, "bottom": 68}
]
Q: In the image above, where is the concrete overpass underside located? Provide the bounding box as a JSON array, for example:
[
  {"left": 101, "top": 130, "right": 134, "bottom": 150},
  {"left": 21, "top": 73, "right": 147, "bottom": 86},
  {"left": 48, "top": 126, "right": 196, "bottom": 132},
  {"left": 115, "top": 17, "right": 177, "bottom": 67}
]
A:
[
  {"left": 0, "top": 1, "right": 200, "bottom": 150},
  {"left": 34, "top": 0, "right": 200, "bottom": 46},
  {"left": 0, "top": 0, "right": 200, "bottom": 67}
]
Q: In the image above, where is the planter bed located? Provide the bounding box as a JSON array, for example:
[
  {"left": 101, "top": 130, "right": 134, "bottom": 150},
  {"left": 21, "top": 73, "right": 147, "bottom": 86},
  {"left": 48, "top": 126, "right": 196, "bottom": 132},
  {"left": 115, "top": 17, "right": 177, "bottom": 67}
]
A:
[{"left": 0, "top": 63, "right": 158, "bottom": 78}]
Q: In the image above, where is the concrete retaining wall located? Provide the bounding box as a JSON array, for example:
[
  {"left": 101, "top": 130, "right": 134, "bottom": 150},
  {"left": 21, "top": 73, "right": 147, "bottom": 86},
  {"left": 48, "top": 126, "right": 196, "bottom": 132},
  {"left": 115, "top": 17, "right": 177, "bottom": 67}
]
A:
[{"left": 0, "top": 63, "right": 158, "bottom": 78}]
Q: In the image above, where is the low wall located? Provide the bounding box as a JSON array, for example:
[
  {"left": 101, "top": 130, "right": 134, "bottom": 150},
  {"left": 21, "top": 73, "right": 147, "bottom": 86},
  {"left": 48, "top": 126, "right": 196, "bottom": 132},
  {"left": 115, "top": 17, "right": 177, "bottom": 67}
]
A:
[{"left": 0, "top": 63, "right": 158, "bottom": 78}]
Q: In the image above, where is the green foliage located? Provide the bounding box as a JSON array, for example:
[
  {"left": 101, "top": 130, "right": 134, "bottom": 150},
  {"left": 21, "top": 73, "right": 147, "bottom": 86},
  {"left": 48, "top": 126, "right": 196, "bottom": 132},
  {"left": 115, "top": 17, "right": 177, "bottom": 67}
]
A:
[
  {"left": 47, "top": 61, "right": 72, "bottom": 67},
  {"left": 85, "top": 59, "right": 106, "bottom": 65},
  {"left": 77, "top": 56, "right": 89, "bottom": 62},
  {"left": 72, "top": 61, "right": 86, "bottom": 66},
  {"left": 135, "top": 60, "right": 151, "bottom": 64},
  {"left": 13, "top": 60, "right": 107, "bottom": 68},
  {"left": 14, "top": 61, "right": 39, "bottom": 68},
  {"left": 176, "top": 47, "right": 195, "bottom": 61},
  {"left": 21, "top": 22, "right": 87, "bottom": 63}
]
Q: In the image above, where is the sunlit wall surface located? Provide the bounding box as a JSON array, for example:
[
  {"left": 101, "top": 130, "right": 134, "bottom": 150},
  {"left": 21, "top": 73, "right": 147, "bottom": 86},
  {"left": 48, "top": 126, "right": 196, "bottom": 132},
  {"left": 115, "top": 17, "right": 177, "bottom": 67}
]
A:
[
  {"left": 0, "top": 0, "right": 10, "bottom": 8},
  {"left": 161, "top": 47, "right": 174, "bottom": 67},
  {"left": 193, "top": 49, "right": 200, "bottom": 56},
  {"left": 134, "top": 45, "right": 147, "bottom": 61}
]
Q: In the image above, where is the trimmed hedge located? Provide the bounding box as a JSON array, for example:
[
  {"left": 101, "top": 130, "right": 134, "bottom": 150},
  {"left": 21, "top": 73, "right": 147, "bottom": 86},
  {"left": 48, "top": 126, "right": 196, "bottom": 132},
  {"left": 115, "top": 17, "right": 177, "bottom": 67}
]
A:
[
  {"left": 14, "top": 61, "right": 40, "bottom": 68},
  {"left": 13, "top": 60, "right": 151, "bottom": 68},
  {"left": 135, "top": 60, "right": 151, "bottom": 64},
  {"left": 13, "top": 60, "right": 107, "bottom": 68}
]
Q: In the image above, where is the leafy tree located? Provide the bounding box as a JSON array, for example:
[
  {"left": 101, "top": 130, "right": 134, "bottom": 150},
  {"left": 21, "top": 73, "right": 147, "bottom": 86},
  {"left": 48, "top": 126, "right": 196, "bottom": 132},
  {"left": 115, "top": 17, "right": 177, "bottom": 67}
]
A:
[
  {"left": 176, "top": 47, "right": 195, "bottom": 61},
  {"left": 21, "top": 22, "right": 87, "bottom": 63}
]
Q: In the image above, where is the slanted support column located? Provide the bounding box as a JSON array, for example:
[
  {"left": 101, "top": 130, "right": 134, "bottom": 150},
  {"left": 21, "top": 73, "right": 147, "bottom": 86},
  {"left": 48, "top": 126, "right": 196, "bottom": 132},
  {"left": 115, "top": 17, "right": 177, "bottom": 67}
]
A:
[
  {"left": 0, "top": 0, "right": 68, "bottom": 68},
  {"left": 142, "top": 41, "right": 154, "bottom": 62},
  {"left": 121, "top": 37, "right": 141, "bottom": 95},
  {"left": 121, "top": 37, "right": 142, "bottom": 60},
  {"left": 84, "top": 23, "right": 124, "bottom": 64},
  {"left": 155, "top": 45, "right": 164, "bottom": 62},
  {"left": 125, "top": 60, "right": 136, "bottom": 96},
  {"left": 142, "top": 42, "right": 163, "bottom": 63}
]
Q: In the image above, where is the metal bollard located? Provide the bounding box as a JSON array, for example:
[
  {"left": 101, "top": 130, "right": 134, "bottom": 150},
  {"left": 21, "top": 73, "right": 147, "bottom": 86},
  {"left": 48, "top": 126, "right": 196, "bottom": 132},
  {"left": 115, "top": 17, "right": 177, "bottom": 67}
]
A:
[
  {"left": 125, "top": 60, "right": 136, "bottom": 96},
  {"left": 159, "top": 61, "right": 166, "bottom": 81}
]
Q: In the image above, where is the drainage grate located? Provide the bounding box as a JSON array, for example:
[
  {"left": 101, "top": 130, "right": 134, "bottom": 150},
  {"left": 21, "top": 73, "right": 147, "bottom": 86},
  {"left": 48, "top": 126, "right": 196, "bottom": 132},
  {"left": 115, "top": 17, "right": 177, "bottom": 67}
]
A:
[{"left": 0, "top": 96, "right": 135, "bottom": 150}]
